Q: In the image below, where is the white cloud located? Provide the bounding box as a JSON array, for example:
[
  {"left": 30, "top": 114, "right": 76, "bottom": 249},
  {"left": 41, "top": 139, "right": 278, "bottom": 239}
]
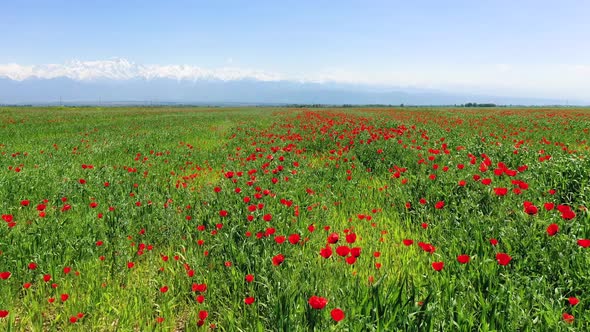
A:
[
  {"left": 0, "top": 58, "right": 589, "bottom": 101},
  {"left": 0, "top": 58, "right": 283, "bottom": 82}
]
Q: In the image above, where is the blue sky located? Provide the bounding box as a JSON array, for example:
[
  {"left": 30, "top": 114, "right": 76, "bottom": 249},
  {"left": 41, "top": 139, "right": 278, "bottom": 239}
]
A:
[{"left": 1, "top": 0, "right": 589, "bottom": 100}]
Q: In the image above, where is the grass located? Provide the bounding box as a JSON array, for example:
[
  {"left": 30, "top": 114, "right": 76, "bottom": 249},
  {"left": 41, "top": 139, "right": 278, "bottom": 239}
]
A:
[{"left": 1, "top": 106, "right": 590, "bottom": 331}]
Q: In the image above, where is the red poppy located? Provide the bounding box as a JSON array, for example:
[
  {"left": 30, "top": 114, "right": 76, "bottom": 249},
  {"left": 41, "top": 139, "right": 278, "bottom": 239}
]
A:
[
  {"left": 418, "top": 242, "right": 436, "bottom": 253},
  {"left": 345, "top": 233, "right": 357, "bottom": 243},
  {"left": 489, "top": 238, "right": 498, "bottom": 246},
  {"left": 524, "top": 203, "right": 538, "bottom": 215},
  {"left": 402, "top": 239, "right": 414, "bottom": 246},
  {"left": 320, "top": 246, "right": 333, "bottom": 259},
  {"left": 336, "top": 246, "right": 350, "bottom": 257},
  {"left": 562, "top": 313, "right": 574, "bottom": 323},
  {"left": 0, "top": 310, "right": 8, "bottom": 318},
  {"left": 496, "top": 253, "right": 512, "bottom": 266},
  {"left": 245, "top": 274, "right": 254, "bottom": 283},
  {"left": 546, "top": 223, "right": 559, "bottom": 236},
  {"left": 192, "top": 283, "right": 207, "bottom": 292},
  {"left": 331, "top": 308, "right": 345, "bottom": 322},
  {"left": 457, "top": 254, "right": 470, "bottom": 264},
  {"left": 0, "top": 272, "right": 10, "bottom": 280},
  {"left": 577, "top": 239, "right": 590, "bottom": 248},
  {"left": 28, "top": 262, "right": 37, "bottom": 270},
  {"left": 327, "top": 233, "right": 339, "bottom": 244},
  {"left": 494, "top": 188, "right": 508, "bottom": 196},
  {"left": 432, "top": 261, "right": 444, "bottom": 271},
  {"left": 244, "top": 297, "right": 255, "bottom": 305},
  {"left": 434, "top": 201, "right": 445, "bottom": 209},
  {"left": 568, "top": 297, "right": 579, "bottom": 306},
  {"left": 308, "top": 296, "right": 328, "bottom": 309},
  {"left": 160, "top": 286, "right": 168, "bottom": 293},
  {"left": 69, "top": 316, "right": 78, "bottom": 323},
  {"left": 61, "top": 293, "right": 69, "bottom": 302},
  {"left": 288, "top": 234, "right": 300, "bottom": 244},
  {"left": 272, "top": 254, "right": 285, "bottom": 266}
]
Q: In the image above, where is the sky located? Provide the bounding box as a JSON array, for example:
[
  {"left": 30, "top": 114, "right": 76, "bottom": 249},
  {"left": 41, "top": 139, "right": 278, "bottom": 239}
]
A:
[{"left": 1, "top": 0, "right": 589, "bottom": 101}]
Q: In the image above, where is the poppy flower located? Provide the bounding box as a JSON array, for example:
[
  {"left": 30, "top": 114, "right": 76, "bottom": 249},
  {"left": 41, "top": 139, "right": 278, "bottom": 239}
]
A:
[
  {"left": 562, "top": 313, "right": 574, "bottom": 323},
  {"left": 244, "top": 297, "right": 255, "bottom": 305},
  {"left": 494, "top": 188, "right": 508, "bottom": 196},
  {"left": 431, "top": 261, "right": 444, "bottom": 271},
  {"left": 69, "top": 316, "right": 78, "bottom": 323},
  {"left": 192, "top": 283, "right": 207, "bottom": 293},
  {"left": 320, "top": 246, "right": 333, "bottom": 259},
  {"left": 457, "top": 254, "right": 470, "bottom": 264},
  {"left": 245, "top": 274, "right": 254, "bottom": 283},
  {"left": 0, "top": 272, "right": 10, "bottom": 280},
  {"left": 198, "top": 310, "right": 208, "bottom": 320},
  {"left": 61, "top": 294, "right": 69, "bottom": 302},
  {"left": 418, "top": 242, "right": 436, "bottom": 253},
  {"left": 546, "top": 223, "right": 559, "bottom": 236},
  {"left": 345, "top": 233, "right": 357, "bottom": 243},
  {"left": 331, "top": 308, "right": 345, "bottom": 322},
  {"left": 336, "top": 246, "right": 350, "bottom": 257},
  {"left": 561, "top": 209, "right": 576, "bottom": 220},
  {"left": 160, "top": 286, "right": 169, "bottom": 293},
  {"left": 402, "top": 239, "right": 414, "bottom": 246},
  {"left": 568, "top": 297, "right": 579, "bottom": 306},
  {"left": 272, "top": 254, "right": 285, "bottom": 266},
  {"left": 524, "top": 203, "right": 538, "bottom": 215},
  {"left": 327, "top": 233, "right": 339, "bottom": 244},
  {"left": 0, "top": 310, "right": 8, "bottom": 318},
  {"left": 28, "top": 262, "right": 37, "bottom": 270},
  {"left": 577, "top": 239, "right": 590, "bottom": 248},
  {"left": 308, "top": 296, "right": 328, "bottom": 309},
  {"left": 434, "top": 201, "right": 445, "bottom": 209},
  {"left": 496, "top": 253, "right": 512, "bottom": 266},
  {"left": 489, "top": 238, "right": 498, "bottom": 246}
]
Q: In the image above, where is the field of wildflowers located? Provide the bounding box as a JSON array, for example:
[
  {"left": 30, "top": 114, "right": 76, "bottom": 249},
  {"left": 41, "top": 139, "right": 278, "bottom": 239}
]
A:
[{"left": 1, "top": 106, "right": 589, "bottom": 331}]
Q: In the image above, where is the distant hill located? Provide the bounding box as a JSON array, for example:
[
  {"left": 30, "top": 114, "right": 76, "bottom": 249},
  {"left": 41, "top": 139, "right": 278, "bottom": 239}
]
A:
[{"left": 0, "top": 76, "right": 581, "bottom": 106}]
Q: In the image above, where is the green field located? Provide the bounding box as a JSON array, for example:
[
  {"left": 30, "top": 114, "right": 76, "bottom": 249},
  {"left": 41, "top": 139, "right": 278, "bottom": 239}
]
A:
[{"left": 1, "top": 106, "right": 590, "bottom": 331}]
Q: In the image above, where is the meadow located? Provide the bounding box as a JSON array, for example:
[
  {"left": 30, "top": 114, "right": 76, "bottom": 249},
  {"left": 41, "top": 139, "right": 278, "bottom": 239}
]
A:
[{"left": 1, "top": 106, "right": 590, "bottom": 331}]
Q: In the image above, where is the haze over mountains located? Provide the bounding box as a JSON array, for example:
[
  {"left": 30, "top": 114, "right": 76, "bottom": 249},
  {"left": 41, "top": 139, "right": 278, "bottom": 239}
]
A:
[{"left": 0, "top": 59, "right": 583, "bottom": 106}]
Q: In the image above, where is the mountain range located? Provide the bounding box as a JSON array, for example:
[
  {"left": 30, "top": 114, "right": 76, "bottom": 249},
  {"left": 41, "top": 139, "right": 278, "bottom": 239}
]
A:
[{"left": 1, "top": 76, "right": 582, "bottom": 106}]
